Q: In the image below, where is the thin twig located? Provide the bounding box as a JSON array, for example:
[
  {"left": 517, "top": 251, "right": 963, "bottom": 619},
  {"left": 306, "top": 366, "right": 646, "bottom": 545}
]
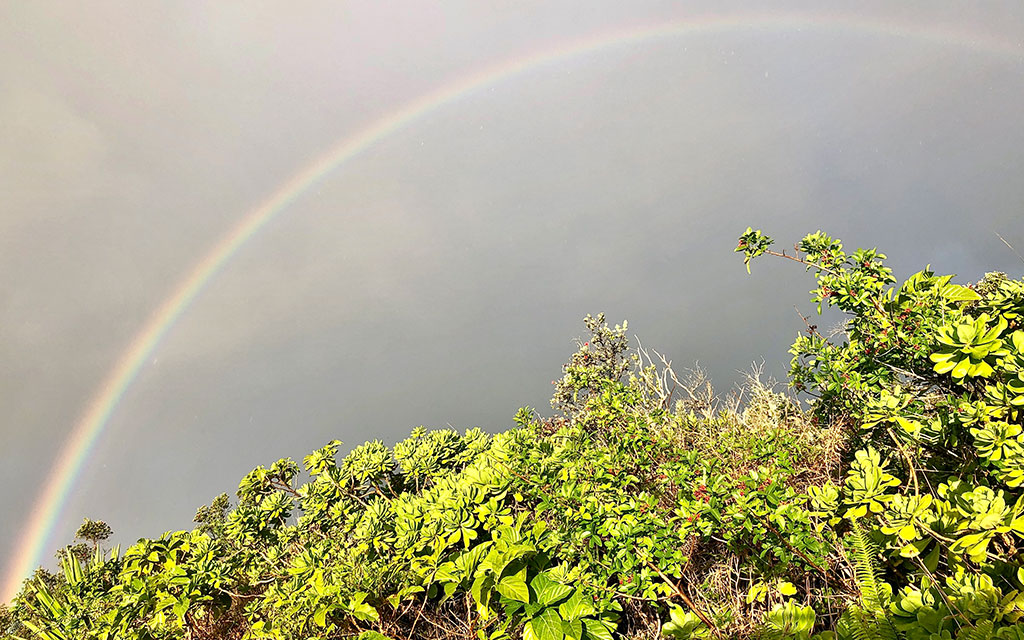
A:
[
  {"left": 755, "top": 516, "right": 846, "bottom": 591},
  {"left": 645, "top": 560, "right": 724, "bottom": 640},
  {"left": 886, "top": 428, "right": 920, "bottom": 495},
  {"left": 763, "top": 249, "right": 839, "bottom": 276},
  {"left": 994, "top": 231, "right": 1024, "bottom": 267}
]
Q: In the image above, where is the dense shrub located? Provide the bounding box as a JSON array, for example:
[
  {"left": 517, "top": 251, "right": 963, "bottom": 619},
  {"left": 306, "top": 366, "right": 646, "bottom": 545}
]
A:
[
  {"left": 738, "top": 228, "right": 1024, "bottom": 639},
  {"left": 6, "top": 230, "right": 1024, "bottom": 640}
]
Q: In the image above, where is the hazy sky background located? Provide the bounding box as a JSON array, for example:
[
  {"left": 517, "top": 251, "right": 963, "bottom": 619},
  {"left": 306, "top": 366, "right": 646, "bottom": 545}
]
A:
[{"left": 2, "top": 1, "right": 1024, "bottom": 594}]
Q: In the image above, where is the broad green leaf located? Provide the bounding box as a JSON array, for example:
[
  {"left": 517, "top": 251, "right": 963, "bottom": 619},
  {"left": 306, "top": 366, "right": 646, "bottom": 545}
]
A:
[
  {"left": 313, "top": 605, "right": 329, "bottom": 628},
  {"left": 472, "top": 573, "right": 495, "bottom": 611},
  {"left": 558, "top": 590, "right": 596, "bottom": 621},
  {"left": 562, "top": 617, "right": 583, "bottom": 640},
  {"left": 523, "top": 619, "right": 540, "bottom": 640},
  {"left": 350, "top": 599, "right": 379, "bottom": 622},
  {"left": 895, "top": 416, "right": 923, "bottom": 435},
  {"left": 941, "top": 283, "right": 981, "bottom": 302},
  {"left": 583, "top": 619, "right": 614, "bottom": 640},
  {"left": 932, "top": 358, "right": 956, "bottom": 374},
  {"left": 497, "top": 544, "right": 537, "bottom": 577},
  {"left": 455, "top": 543, "right": 491, "bottom": 576},
  {"left": 531, "top": 572, "right": 574, "bottom": 606},
  {"left": 497, "top": 566, "right": 531, "bottom": 604},
  {"left": 526, "top": 608, "right": 564, "bottom": 640}
]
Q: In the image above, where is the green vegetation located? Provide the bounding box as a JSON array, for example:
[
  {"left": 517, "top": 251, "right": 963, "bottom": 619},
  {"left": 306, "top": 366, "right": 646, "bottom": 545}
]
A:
[{"left": 4, "top": 229, "right": 1024, "bottom": 639}]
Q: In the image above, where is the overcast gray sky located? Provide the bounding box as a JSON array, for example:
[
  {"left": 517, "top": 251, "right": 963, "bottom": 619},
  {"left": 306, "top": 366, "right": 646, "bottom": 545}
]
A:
[{"left": 2, "top": 1, "right": 1024, "bottom": 597}]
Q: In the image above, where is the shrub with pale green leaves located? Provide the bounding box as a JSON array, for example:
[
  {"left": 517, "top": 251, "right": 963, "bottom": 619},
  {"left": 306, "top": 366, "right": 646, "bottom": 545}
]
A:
[{"left": 8, "top": 231, "right": 1024, "bottom": 640}]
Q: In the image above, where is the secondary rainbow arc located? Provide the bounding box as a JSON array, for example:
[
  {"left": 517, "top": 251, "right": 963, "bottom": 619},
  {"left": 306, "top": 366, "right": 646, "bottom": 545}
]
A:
[{"left": 4, "top": 13, "right": 1021, "bottom": 603}]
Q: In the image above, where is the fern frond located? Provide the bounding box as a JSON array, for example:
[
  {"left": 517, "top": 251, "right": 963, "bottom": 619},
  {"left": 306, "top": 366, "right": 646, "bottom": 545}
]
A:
[
  {"left": 836, "top": 607, "right": 873, "bottom": 640},
  {"left": 955, "top": 619, "right": 994, "bottom": 640},
  {"left": 847, "top": 523, "right": 899, "bottom": 640}
]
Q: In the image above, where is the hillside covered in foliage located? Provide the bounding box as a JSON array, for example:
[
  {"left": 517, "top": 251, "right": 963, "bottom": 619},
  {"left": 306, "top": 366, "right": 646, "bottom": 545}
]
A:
[{"left": 5, "top": 229, "right": 1024, "bottom": 640}]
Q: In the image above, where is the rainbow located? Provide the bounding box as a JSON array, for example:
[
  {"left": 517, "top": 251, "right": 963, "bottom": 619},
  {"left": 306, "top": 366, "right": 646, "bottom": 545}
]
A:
[{"left": 4, "top": 13, "right": 1021, "bottom": 602}]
